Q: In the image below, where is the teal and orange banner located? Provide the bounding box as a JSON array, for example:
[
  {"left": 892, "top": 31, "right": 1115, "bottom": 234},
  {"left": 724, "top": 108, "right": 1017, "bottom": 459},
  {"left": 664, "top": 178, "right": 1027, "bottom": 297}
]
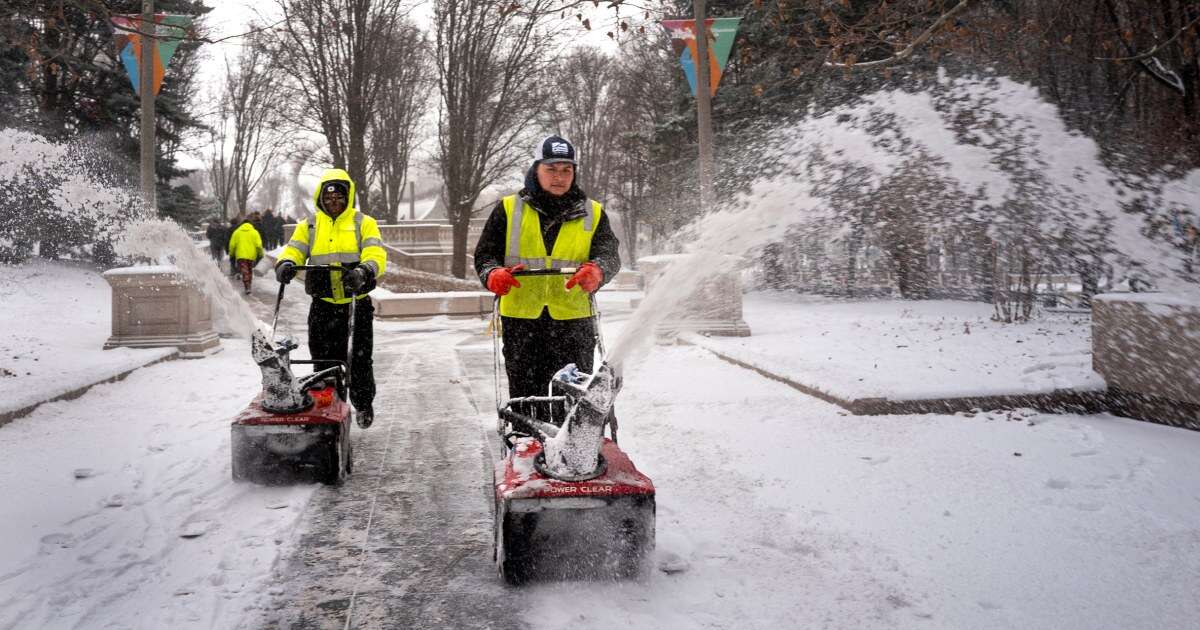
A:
[
  {"left": 661, "top": 17, "right": 741, "bottom": 98},
  {"left": 111, "top": 14, "right": 192, "bottom": 96}
]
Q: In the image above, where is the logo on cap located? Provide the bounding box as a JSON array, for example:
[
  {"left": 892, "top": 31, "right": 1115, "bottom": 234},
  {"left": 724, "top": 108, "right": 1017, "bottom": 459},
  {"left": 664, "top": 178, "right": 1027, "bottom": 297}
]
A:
[{"left": 551, "top": 142, "right": 569, "bottom": 155}]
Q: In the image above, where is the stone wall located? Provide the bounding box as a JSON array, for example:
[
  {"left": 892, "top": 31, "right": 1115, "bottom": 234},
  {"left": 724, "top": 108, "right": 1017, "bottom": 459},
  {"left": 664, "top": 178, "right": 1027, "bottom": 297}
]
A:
[{"left": 1093, "top": 293, "right": 1200, "bottom": 430}]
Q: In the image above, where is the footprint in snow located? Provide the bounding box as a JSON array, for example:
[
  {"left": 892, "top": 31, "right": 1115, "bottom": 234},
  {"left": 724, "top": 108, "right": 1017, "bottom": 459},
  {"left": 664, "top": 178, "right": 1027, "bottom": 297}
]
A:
[
  {"left": 180, "top": 520, "right": 214, "bottom": 539},
  {"left": 657, "top": 551, "right": 690, "bottom": 574},
  {"left": 40, "top": 533, "right": 75, "bottom": 550}
]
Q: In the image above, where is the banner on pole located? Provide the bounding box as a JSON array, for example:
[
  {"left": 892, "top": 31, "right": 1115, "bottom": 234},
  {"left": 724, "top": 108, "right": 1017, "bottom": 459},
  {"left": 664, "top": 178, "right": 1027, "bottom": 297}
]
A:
[
  {"left": 112, "top": 14, "right": 193, "bottom": 96},
  {"left": 661, "top": 17, "right": 741, "bottom": 98}
]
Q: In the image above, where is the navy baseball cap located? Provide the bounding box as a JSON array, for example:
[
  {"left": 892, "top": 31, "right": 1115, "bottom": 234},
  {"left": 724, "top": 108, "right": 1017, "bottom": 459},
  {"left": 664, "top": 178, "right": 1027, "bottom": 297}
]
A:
[{"left": 534, "top": 135, "right": 577, "bottom": 165}]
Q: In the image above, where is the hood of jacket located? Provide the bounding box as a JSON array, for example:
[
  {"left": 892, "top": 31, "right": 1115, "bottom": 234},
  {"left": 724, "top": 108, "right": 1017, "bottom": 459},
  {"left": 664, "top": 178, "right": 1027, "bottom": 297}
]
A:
[
  {"left": 312, "top": 168, "right": 358, "bottom": 219},
  {"left": 234, "top": 222, "right": 257, "bottom": 233},
  {"left": 520, "top": 162, "right": 587, "bottom": 224}
]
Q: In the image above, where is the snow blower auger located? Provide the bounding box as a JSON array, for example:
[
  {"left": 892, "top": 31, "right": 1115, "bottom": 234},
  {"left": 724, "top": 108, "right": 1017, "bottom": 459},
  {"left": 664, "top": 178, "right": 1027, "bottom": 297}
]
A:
[
  {"left": 491, "top": 268, "right": 655, "bottom": 585},
  {"left": 231, "top": 265, "right": 359, "bottom": 485}
]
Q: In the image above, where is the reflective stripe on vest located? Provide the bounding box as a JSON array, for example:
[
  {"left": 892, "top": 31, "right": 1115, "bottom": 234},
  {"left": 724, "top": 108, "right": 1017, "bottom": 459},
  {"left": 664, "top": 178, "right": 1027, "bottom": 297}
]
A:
[
  {"left": 310, "top": 211, "right": 368, "bottom": 302},
  {"left": 499, "top": 194, "right": 600, "bottom": 320}
]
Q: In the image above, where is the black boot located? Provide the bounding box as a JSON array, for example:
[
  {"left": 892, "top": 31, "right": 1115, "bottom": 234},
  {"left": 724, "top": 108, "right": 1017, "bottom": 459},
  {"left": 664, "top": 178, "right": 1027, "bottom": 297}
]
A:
[{"left": 356, "top": 406, "right": 373, "bottom": 429}]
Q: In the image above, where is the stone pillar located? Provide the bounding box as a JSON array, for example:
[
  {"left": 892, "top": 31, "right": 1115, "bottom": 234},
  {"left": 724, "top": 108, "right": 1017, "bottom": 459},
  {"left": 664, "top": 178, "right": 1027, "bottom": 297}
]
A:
[
  {"left": 637, "top": 254, "right": 751, "bottom": 337},
  {"left": 103, "top": 266, "right": 221, "bottom": 358},
  {"left": 1093, "top": 293, "right": 1200, "bottom": 430}
]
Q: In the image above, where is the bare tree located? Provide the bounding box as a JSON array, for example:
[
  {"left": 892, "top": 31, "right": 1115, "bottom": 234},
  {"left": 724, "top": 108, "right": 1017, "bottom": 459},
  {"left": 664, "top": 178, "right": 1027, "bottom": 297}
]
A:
[
  {"left": 216, "top": 32, "right": 288, "bottom": 215},
  {"left": 544, "top": 48, "right": 622, "bottom": 204},
  {"left": 205, "top": 100, "right": 236, "bottom": 217},
  {"left": 251, "top": 168, "right": 287, "bottom": 215},
  {"left": 606, "top": 31, "right": 686, "bottom": 265},
  {"left": 273, "top": 0, "right": 413, "bottom": 214},
  {"left": 433, "top": 0, "right": 560, "bottom": 278},
  {"left": 368, "top": 21, "right": 433, "bottom": 224}
]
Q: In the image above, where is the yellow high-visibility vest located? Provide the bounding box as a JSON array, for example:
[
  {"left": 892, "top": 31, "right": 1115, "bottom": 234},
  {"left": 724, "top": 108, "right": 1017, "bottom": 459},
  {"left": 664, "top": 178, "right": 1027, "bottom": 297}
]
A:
[{"left": 499, "top": 194, "right": 601, "bottom": 320}]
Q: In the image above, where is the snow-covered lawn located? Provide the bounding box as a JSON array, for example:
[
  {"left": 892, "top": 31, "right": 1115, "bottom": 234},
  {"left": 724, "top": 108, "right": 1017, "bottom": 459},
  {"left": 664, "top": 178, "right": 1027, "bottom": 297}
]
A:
[
  {"left": 688, "top": 291, "right": 1104, "bottom": 401},
  {"left": 0, "top": 261, "right": 175, "bottom": 419}
]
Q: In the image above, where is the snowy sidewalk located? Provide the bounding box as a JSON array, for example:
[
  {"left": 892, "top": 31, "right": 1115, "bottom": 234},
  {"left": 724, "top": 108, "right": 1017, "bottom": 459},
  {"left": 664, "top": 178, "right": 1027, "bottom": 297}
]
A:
[
  {"left": 684, "top": 292, "right": 1107, "bottom": 415},
  {"left": 248, "top": 304, "right": 522, "bottom": 628}
]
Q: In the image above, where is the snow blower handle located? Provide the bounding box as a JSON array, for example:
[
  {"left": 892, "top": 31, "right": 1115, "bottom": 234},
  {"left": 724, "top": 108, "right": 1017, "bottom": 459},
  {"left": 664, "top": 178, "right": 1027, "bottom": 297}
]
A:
[
  {"left": 270, "top": 282, "right": 287, "bottom": 339},
  {"left": 509, "top": 267, "right": 578, "bottom": 277},
  {"left": 282, "top": 264, "right": 359, "bottom": 409},
  {"left": 508, "top": 267, "right": 604, "bottom": 356}
]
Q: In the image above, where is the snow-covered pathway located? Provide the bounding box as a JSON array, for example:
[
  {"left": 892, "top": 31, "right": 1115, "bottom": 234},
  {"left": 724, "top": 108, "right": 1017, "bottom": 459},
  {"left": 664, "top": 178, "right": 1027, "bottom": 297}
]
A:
[{"left": 250, "top": 322, "right": 524, "bottom": 629}]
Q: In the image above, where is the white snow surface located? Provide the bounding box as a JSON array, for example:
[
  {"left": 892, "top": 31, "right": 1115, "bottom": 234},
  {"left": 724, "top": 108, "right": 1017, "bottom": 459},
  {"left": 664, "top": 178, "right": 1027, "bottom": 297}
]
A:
[
  {"left": 2, "top": 263, "right": 1200, "bottom": 629},
  {"left": 540, "top": 344, "right": 1200, "bottom": 630},
  {"left": 684, "top": 292, "right": 1105, "bottom": 401},
  {"left": 0, "top": 261, "right": 176, "bottom": 418},
  {"left": 0, "top": 262, "right": 315, "bottom": 629}
]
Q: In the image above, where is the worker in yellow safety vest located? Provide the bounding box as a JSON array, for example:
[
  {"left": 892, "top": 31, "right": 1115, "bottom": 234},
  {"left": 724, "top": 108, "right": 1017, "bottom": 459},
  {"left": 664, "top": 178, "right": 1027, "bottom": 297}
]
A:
[
  {"left": 228, "top": 212, "right": 264, "bottom": 295},
  {"left": 274, "top": 169, "right": 387, "bottom": 428},
  {"left": 473, "top": 136, "right": 621, "bottom": 398}
]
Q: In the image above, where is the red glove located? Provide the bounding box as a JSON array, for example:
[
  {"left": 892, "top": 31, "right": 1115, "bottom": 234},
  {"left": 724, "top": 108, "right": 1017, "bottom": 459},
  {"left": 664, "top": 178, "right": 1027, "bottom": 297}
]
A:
[
  {"left": 565, "top": 261, "right": 603, "bottom": 293},
  {"left": 486, "top": 264, "right": 525, "bottom": 296}
]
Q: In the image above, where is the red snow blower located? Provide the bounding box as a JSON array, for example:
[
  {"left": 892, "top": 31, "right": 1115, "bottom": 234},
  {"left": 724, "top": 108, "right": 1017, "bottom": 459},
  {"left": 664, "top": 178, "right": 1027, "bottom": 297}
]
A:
[
  {"left": 491, "top": 268, "right": 655, "bottom": 585},
  {"left": 231, "top": 265, "right": 361, "bottom": 485}
]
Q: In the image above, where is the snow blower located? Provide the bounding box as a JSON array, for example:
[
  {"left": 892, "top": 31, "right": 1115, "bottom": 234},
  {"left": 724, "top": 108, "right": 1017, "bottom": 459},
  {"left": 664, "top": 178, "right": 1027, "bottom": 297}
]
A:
[
  {"left": 231, "top": 265, "right": 360, "bottom": 485},
  {"left": 491, "top": 268, "right": 655, "bottom": 585}
]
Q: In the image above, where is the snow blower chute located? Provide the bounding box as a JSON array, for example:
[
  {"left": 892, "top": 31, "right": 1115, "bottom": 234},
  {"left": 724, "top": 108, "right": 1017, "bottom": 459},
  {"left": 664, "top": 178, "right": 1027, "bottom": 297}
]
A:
[
  {"left": 231, "top": 265, "right": 361, "bottom": 485},
  {"left": 491, "top": 268, "right": 655, "bottom": 585}
]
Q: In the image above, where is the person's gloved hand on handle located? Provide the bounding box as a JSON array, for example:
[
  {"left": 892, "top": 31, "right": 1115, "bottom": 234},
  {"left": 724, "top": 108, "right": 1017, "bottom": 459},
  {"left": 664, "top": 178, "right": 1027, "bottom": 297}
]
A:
[
  {"left": 565, "top": 261, "right": 603, "bottom": 293},
  {"left": 343, "top": 266, "right": 372, "bottom": 293},
  {"left": 486, "top": 264, "right": 525, "bottom": 296},
  {"left": 275, "top": 261, "right": 296, "bottom": 284}
]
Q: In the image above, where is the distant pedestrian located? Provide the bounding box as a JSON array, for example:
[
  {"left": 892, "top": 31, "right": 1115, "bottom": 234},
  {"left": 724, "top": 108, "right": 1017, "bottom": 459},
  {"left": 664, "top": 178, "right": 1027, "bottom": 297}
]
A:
[
  {"left": 262, "top": 209, "right": 279, "bottom": 249},
  {"left": 274, "top": 210, "right": 287, "bottom": 250},
  {"left": 227, "top": 213, "right": 240, "bottom": 276},
  {"left": 228, "top": 214, "right": 264, "bottom": 295},
  {"left": 204, "top": 219, "right": 225, "bottom": 262}
]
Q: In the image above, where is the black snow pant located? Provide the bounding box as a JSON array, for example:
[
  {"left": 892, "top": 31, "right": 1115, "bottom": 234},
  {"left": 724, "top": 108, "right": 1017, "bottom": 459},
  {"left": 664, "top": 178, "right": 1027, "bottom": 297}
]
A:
[
  {"left": 501, "top": 310, "right": 596, "bottom": 399},
  {"left": 308, "top": 297, "right": 376, "bottom": 411}
]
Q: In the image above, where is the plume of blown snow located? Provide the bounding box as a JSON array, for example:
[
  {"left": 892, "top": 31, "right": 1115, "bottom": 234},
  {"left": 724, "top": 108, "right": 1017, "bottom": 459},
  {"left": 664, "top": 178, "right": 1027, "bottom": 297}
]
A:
[{"left": 115, "top": 218, "right": 262, "bottom": 337}]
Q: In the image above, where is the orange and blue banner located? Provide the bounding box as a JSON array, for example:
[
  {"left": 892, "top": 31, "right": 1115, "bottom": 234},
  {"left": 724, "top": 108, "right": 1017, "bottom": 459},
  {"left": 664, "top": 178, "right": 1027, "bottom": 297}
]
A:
[
  {"left": 661, "top": 17, "right": 741, "bottom": 98},
  {"left": 111, "top": 14, "right": 192, "bottom": 96}
]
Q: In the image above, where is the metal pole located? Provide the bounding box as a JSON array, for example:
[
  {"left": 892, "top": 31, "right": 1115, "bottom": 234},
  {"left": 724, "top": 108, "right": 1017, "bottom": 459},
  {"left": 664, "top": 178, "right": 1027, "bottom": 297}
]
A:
[
  {"left": 139, "top": 0, "right": 156, "bottom": 211},
  {"left": 693, "top": 0, "right": 714, "bottom": 212},
  {"left": 409, "top": 180, "right": 415, "bottom": 220}
]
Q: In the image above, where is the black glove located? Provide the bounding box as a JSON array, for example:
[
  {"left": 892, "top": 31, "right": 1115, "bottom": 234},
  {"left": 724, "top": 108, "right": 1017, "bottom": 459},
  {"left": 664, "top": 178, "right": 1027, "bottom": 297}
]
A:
[
  {"left": 275, "top": 261, "right": 296, "bottom": 284},
  {"left": 343, "top": 266, "right": 371, "bottom": 293}
]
